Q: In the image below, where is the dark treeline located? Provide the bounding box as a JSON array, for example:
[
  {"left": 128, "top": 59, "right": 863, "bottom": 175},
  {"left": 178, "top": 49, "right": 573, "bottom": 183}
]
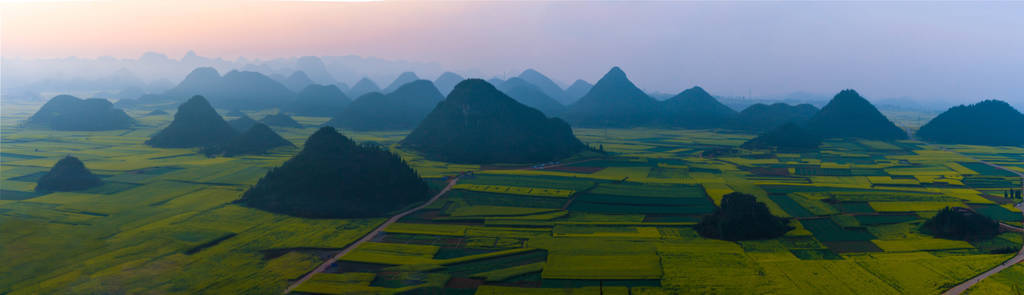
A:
[{"left": 921, "top": 207, "right": 1000, "bottom": 241}]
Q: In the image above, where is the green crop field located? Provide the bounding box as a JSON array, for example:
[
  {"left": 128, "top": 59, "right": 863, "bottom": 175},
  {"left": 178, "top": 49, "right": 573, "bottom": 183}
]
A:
[{"left": 2, "top": 105, "right": 1023, "bottom": 294}]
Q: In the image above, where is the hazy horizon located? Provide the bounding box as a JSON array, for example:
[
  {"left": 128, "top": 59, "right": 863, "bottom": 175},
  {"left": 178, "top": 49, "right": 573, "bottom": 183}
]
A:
[{"left": 3, "top": 0, "right": 1023, "bottom": 105}]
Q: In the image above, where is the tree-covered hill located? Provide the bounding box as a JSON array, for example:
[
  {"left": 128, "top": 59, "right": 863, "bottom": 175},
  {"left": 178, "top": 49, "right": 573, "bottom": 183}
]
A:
[
  {"left": 401, "top": 79, "right": 584, "bottom": 164},
  {"left": 26, "top": 95, "right": 135, "bottom": 131},
  {"left": 806, "top": 89, "right": 907, "bottom": 140},
  {"left": 916, "top": 100, "right": 1024, "bottom": 146},
  {"left": 146, "top": 95, "right": 238, "bottom": 148},
  {"left": 238, "top": 126, "right": 430, "bottom": 218}
]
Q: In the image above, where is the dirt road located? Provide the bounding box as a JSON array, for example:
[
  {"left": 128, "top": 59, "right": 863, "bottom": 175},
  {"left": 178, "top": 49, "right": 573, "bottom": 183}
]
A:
[{"left": 282, "top": 176, "right": 461, "bottom": 294}]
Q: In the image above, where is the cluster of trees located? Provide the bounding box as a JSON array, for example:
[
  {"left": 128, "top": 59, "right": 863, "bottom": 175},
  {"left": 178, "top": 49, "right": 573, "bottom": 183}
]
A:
[
  {"left": 697, "top": 192, "right": 792, "bottom": 241},
  {"left": 921, "top": 207, "right": 1000, "bottom": 240},
  {"left": 239, "top": 127, "right": 430, "bottom": 218},
  {"left": 1004, "top": 189, "right": 1023, "bottom": 200}
]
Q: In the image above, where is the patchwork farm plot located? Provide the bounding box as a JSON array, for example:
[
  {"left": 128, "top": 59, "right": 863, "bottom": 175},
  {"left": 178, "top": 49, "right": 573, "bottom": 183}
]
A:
[{"left": 2, "top": 103, "right": 1022, "bottom": 294}]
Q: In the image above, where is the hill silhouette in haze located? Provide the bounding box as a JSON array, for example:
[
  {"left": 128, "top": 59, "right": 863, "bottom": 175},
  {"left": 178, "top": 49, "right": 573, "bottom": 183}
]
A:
[
  {"left": 347, "top": 77, "right": 381, "bottom": 98},
  {"left": 806, "top": 90, "right": 907, "bottom": 140},
  {"left": 564, "top": 79, "right": 593, "bottom": 103},
  {"left": 35, "top": 156, "right": 103, "bottom": 192},
  {"left": 401, "top": 79, "right": 585, "bottom": 164},
  {"left": 496, "top": 77, "right": 566, "bottom": 116},
  {"left": 434, "top": 72, "right": 464, "bottom": 96},
  {"left": 382, "top": 72, "right": 420, "bottom": 94},
  {"left": 284, "top": 84, "right": 350, "bottom": 117},
  {"left": 916, "top": 100, "right": 1024, "bottom": 146},
  {"left": 661, "top": 86, "right": 738, "bottom": 128},
  {"left": 26, "top": 95, "right": 135, "bottom": 131},
  {"left": 201, "top": 123, "right": 294, "bottom": 157},
  {"left": 519, "top": 69, "right": 569, "bottom": 105},
  {"left": 281, "top": 71, "right": 315, "bottom": 92},
  {"left": 227, "top": 115, "right": 258, "bottom": 132},
  {"left": 146, "top": 95, "right": 238, "bottom": 148},
  {"left": 562, "top": 67, "right": 660, "bottom": 127},
  {"left": 239, "top": 126, "right": 430, "bottom": 218},
  {"left": 164, "top": 67, "right": 295, "bottom": 109},
  {"left": 327, "top": 80, "right": 444, "bottom": 131},
  {"left": 295, "top": 56, "right": 338, "bottom": 85},
  {"left": 741, "top": 122, "right": 823, "bottom": 152},
  {"left": 259, "top": 113, "right": 302, "bottom": 128},
  {"left": 733, "top": 103, "right": 819, "bottom": 132}
]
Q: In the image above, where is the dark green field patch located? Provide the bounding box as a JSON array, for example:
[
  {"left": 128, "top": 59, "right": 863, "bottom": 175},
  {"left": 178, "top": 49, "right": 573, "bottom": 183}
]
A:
[
  {"left": 800, "top": 218, "right": 876, "bottom": 242},
  {"left": 822, "top": 241, "right": 882, "bottom": 253},
  {"left": 436, "top": 249, "right": 548, "bottom": 277},
  {"left": 576, "top": 193, "right": 711, "bottom": 206},
  {"left": 590, "top": 182, "right": 706, "bottom": 198},
  {"left": 82, "top": 181, "right": 142, "bottom": 194},
  {"left": 959, "top": 162, "right": 1018, "bottom": 177},
  {"left": 969, "top": 204, "right": 1022, "bottom": 222},
  {"left": 460, "top": 174, "right": 596, "bottom": 191},
  {"left": 0, "top": 190, "right": 43, "bottom": 200},
  {"left": 790, "top": 249, "right": 843, "bottom": 260},
  {"left": 854, "top": 214, "right": 920, "bottom": 225},
  {"left": 836, "top": 202, "right": 876, "bottom": 213},
  {"left": 6, "top": 171, "right": 47, "bottom": 182},
  {"left": 767, "top": 194, "right": 813, "bottom": 217},
  {"left": 569, "top": 201, "right": 714, "bottom": 215}
]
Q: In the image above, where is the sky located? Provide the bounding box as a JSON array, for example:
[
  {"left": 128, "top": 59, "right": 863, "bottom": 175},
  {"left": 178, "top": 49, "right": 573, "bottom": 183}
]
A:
[{"left": 2, "top": 0, "right": 1023, "bottom": 104}]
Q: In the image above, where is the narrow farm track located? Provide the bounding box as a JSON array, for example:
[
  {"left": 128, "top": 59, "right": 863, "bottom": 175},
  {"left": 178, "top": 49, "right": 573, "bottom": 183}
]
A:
[
  {"left": 282, "top": 176, "right": 462, "bottom": 294},
  {"left": 942, "top": 156, "right": 1024, "bottom": 295}
]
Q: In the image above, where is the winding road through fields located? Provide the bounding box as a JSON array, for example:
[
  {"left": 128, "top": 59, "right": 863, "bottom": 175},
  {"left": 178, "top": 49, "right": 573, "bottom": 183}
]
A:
[
  {"left": 282, "top": 175, "right": 462, "bottom": 294},
  {"left": 942, "top": 157, "right": 1024, "bottom": 295}
]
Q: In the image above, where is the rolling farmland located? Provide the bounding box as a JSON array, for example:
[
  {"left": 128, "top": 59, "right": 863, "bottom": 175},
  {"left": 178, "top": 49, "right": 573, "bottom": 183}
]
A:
[{"left": 1, "top": 103, "right": 1022, "bottom": 294}]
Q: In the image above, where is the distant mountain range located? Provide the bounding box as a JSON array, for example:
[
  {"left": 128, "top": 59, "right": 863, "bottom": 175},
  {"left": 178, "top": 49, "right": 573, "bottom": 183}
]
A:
[
  {"left": 284, "top": 84, "right": 350, "bottom": 117},
  {"left": 158, "top": 67, "right": 296, "bottom": 109},
  {"left": 327, "top": 80, "right": 444, "bottom": 131}
]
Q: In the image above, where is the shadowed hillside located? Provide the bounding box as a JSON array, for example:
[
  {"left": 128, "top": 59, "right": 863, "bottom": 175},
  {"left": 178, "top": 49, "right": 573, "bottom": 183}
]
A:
[
  {"left": 563, "top": 67, "right": 660, "bottom": 127},
  {"left": 402, "top": 79, "right": 584, "bottom": 164},
  {"left": 146, "top": 95, "right": 238, "bottom": 148},
  {"left": 201, "top": 123, "right": 293, "bottom": 157},
  {"left": 734, "top": 103, "right": 819, "bottom": 132},
  {"left": 284, "top": 84, "right": 350, "bottom": 117},
  {"left": 916, "top": 100, "right": 1024, "bottom": 146},
  {"left": 35, "top": 156, "right": 102, "bottom": 192},
  {"left": 806, "top": 89, "right": 907, "bottom": 140},
  {"left": 239, "top": 126, "right": 430, "bottom": 218}
]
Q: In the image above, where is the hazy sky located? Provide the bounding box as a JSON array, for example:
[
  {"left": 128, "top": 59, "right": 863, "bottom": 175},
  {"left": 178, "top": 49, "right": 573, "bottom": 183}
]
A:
[{"left": 2, "top": 0, "right": 1023, "bottom": 104}]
